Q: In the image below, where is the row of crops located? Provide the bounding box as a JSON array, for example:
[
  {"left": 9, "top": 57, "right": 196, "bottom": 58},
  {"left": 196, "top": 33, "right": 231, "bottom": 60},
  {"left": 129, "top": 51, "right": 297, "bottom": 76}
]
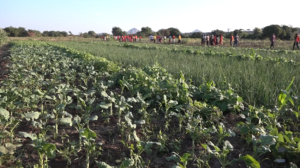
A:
[
  {"left": 86, "top": 41, "right": 300, "bottom": 62},
  {"left": 51, "top": 41, "right": 300, "bottom": 108},
  {"left": 0, "top": 41, "right": 299, "bottom": 168}
]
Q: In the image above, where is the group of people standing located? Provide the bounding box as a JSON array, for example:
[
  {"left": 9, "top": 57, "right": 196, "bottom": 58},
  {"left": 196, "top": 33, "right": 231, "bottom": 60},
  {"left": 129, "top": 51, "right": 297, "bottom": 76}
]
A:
[
  {"left": 105, "top": 32, "right": 299, "bottom": 50},
  {"left": 148, "top": 35, "right": 182, "bottom": 43},
  {"left": 114, "top": 35, "right": 142, "bottom": 42},
  {"left": 202, "top": 34, "right": 225, "bottom": 46},
  {"left": 201, "top": 34, "right": 240, "bottom": 47}
]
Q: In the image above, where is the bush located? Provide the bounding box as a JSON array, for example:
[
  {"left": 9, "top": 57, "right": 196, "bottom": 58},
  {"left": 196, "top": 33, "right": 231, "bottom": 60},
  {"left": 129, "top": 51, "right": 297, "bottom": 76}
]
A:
[{"left": 0, "top": 28, "right": 8, "bottom": 45}]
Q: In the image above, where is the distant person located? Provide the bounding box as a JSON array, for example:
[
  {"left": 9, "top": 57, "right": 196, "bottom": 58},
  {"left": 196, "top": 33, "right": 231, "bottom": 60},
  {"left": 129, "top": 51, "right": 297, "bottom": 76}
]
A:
[
  {"left": 169, "top": 35, "right": 172, "bottom": 43},
  {"left": 220, "top": 34, "right": 223, "bottom": 45},
  {"left": 270, "top": 33, "right": 276, "bottom": 48},
  {"left": 135, "top": 35, "right": 138, "bottom": 42},
  {"left": 153, "top": 35, "right": 156, "bottom": 43},
  {"left": 159, "top": 35, "right": 162, "bottom": 43},
  {"left": 172, "top": 35, "right": 175, "bottom": 43},
  {"left": 293, "top": 33, "right": 300, "bottom": 50},
  {"left": 211, "top": 35, "right": 214, "bottom": 45},
  {"left": 178, "top": 35, "right": 182, "bottom": 43},
  {"left": 230, "top": 34, "right": 234, "bottom": 46},
  {"left": 206, "top": 35, "right": 210, "bottom": 46},
  {"left": 214, "top": 35, "right": 218, "bottom": 45},
  {"left": 233, "top": 34, "right": 239, "bottom": 47},
  {"left": 139, "top": 36, "right": 142, "bottom": 42},
  {"left": 202, "top": 35, "right": 206, "bottom": 45}
]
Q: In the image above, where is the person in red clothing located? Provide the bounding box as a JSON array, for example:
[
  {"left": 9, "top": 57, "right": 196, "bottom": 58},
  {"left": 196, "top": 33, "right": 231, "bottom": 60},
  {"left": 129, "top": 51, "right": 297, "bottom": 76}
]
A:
[
  {"left": 139, "top": 36, "right": 142, "bottom": 42},
  {"left": 213, "top": 35, "right": 216, "bottom": 45},
  {"left": 135, "top": 35, "right": 137, "bottom": 42},
  {"left": 230, "top": 34, "right": 234, "bottom": 47},
  {"left": 172, "top": 35, "right": 175, "bottom": 43},
  {"left": 293, "top": 33, "right": 300, "bottom": 50},
  {"left": 270, "top": 33, "right": 276, "bottom": 49},
  {"left": 220, "top": 34, "right": 223, "bottom": 45}
]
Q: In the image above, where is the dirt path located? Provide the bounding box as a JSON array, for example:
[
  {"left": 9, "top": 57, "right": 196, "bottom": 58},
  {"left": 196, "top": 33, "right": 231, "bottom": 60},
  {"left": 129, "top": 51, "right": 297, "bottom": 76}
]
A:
[{"left": 0, "top": 44, "right": 10, "bottom": 84}]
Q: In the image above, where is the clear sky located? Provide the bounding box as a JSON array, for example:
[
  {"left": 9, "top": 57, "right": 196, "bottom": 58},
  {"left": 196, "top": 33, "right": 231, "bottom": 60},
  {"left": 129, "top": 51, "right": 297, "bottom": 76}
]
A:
[{"left": 0, "top": 0, "right": 299, "bottom": 35}]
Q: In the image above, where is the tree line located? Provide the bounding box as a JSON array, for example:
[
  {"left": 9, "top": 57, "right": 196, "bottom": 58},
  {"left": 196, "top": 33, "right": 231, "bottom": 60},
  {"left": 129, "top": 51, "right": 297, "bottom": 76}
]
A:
[
  {"left": 112, "top": 25, "right": 300, "bottom": 40},
  {"left": 2, "top": 24, "right": 299, "bottom": 40},
  {"left": 2, "top": 26, "right": 69, "bottom": 37}
]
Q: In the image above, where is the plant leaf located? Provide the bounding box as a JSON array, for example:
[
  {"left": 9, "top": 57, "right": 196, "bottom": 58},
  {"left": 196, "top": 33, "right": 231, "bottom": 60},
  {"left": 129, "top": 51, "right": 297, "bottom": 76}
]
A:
[
  {"left": 18, "top": 131, "right": 37, "bottom": 140},
  {"left": 260, "top": 135, "right": 276, "bottom": 145},
  {"left": 59, "top": 117, "right": 73, "bottom": 126},
  {"left": 0, "top": 108, "right": 9, "bottom": 121},
  {"left": 23, "top": 111, "right": 40, "bottom": 121},
  {"left": 81, "top": 128, "right": 97, "bottom": 140},
  {"left": 241, "top": 155, "right": 260, "bottom": 168}
]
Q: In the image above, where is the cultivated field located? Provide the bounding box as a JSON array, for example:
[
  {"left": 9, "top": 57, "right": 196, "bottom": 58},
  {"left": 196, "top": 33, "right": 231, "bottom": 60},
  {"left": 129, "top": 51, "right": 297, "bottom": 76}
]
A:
[{"left": 0, "top": 40, "right": 299, "bottom": 168}]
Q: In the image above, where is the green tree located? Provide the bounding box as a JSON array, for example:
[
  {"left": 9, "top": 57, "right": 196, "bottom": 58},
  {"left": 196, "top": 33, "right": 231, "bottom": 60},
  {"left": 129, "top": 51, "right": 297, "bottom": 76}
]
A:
[
  {"left": 262, "top": 24, "right": 282, "bottom": 39},
  {"left": 0, "top": 28, "right": 8, "bottom": 45},
  {"left": 168, "top": 27, "right": 181, "bottom": 36},
  {"left": 4, "top": 26, "right": 27, "bottom": 37},
  {"left": 42, "top": 31, "right": 49, "bottom": 37},
  {"left": 83, "top": 32, "right": 90, "bottom": 38},
  {"left": 157, "top": 29, "right": 170, "bottom": 36},
  {"left": 112, "top": 27, "right": 123, "bottom": 36},
  {"left": 232, "top": 29, "right": 248, "bottom": 38},
  {"left": 60, "top": 31, "right": 68, "bottom": 37},
  {"left": 17, "top": 27, "right": 28, "bottom": 37},
  {"left": 122, "top": 31, "right": 127, "bottom": 35},
  {"left": 211, "top": 29, "right": 225, "bottom": 36},
  {"left": 88, "top": 31, "right": 96, "bottom": 37},
  {"left": 190, "top": 32, "right": 203, "bottom": 38},
  {"left": 136, "top": 31, "right": 144, "bottom": 37},
  {"left": 280, "top": 25, "right": 296, "bottom": 40},
  {"left": 141, "top": 27, "right": 152, "bottom": 36},
  {"left": 252, "top": 27, "right": 262, "bottom": 39}
]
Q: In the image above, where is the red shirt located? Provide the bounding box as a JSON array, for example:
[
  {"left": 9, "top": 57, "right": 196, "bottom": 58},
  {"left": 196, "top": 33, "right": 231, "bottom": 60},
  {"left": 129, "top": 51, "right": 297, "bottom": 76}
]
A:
[
  {"left": 139, "top": 36, "right": 142, "bottom": 39},
  {"left": 296, "top": 36, "right": 299, "bottom": 42},
  {"left": 172, "top": 35, "right": 175, "bottom": 39}
]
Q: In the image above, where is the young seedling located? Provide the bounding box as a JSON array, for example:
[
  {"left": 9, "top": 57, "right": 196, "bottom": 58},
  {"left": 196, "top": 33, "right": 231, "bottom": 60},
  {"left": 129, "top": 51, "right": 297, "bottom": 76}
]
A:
[{"left": 166, "top": 152, "right": 192, "bottom": 168}]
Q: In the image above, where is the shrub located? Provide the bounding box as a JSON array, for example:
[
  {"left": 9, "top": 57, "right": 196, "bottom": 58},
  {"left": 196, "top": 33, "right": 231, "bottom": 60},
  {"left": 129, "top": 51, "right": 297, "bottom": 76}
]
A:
[{"left": 0, "top": 28, "right": 8, "bottom": 45}]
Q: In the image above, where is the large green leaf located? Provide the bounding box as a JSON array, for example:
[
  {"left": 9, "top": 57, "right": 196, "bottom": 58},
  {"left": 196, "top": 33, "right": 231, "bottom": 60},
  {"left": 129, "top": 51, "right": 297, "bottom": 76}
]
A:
[
  {"left": 168, "top": 100, "right": 178, "bottom": 107},
  {"left": 180, "top": 153, "right": 191, "bottom": 163},
  {"left": 223, "top": 140, "right": 234, "bottom": 151},
  {"left": 43, "top": 143, "right": 56, "bottom": 158},
  {"left": 119, "top": 159, "right": 134, "bottom": 168},
  {"left": 0, "top": 146, "right": 8, "bottom": 154},
  {"left": 19, "top": 132, "right": 37, "bottom": 140},
  {"left": 81, "top": 128, "right": 97, "bottom": 140},
  {"left": 73, "top": 115, "right": 81, "bottom": 124},
  {"left": 260, "top": 135, "right": 276, "bottom": 146},
  {"left": 0, "top": 108, "right": 9, "bottom": 121},
  {"left": 241, "top": 155, "right": 260, "bottom": 168},
  {"left": 59, "top": 117, "right": 73, "bottom": 126},
  {"left": 99, "top": 102, "right": 112, "bottom": 109},
  {"left": 23, "top": 111, "right": 40, "bottom": 121},
  {"left": 166, "top": 153, "right": 180, "bottom": 162}
]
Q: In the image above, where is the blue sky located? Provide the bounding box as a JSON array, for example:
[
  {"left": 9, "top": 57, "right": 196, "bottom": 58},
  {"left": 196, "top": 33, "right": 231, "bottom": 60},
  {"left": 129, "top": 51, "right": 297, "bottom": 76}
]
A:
[{"left": 1, "top": 0, "right": 299, "bottom": 35}]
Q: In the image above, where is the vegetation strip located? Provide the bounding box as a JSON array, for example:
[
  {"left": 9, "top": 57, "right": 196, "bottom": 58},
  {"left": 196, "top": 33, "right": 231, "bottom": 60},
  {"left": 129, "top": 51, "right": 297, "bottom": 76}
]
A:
[
  {"left": 83, "top": 41, "right": 300, "bottom": 64},
  {"left": 0, "top": 41, "right": 299, "bottom": 167}
]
